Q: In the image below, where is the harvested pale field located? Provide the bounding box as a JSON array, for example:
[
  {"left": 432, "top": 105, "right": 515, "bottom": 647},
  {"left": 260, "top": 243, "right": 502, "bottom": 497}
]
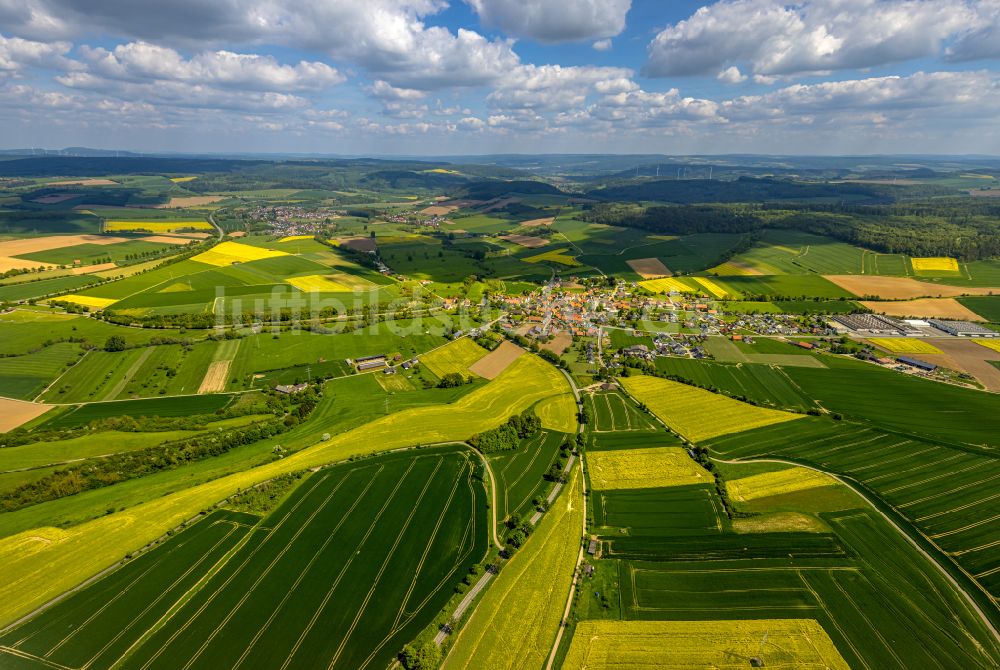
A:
[
  {"left": 31, "top": 194, "right": 79, "bottom": 204},
  {"left": 191, "top": 241, "right": 288, "bottom": 267},
  {"left": 733, "top": 512, "right": 828, "bottom": 533},
  {"left": 70, "top": 262, "right": 116, "bottom": 274},
  {"left": 969, "top": 189, "right": 1000, "bottom": 197},
  {"left": 587, "top": 446, "right": 709, "bottom": 490},
  {"left": 420, "top": 204, "right": 459, "bottom": 216},
  {"left": 626, "top": 257, "right": 671, "bottom": 278},
  {"left": 228, "top": 231, "right": 246, "bottom": 238},
  {"left": 0, "top": 397, "right": 53, "bottom": 432},
  {"left": 337, "top": 236, "right": 378, "bottom": 252},
  {"left": 563, "top": 619, "right": 850, "bottom": 670},
  {"left": 500, "top": 234, "right": 549, "bottom": 249},
  {"left": 861, "top": 298, "right": 985, "bottom": 321},
  {"left": 139, "top": 235, "right": 190, "bottom": 245},
  {"left": 105, "top": 220, "right": 212, "bottom": 233},
  {"left": 520, "top": 216, "right": 555, "bottom": 227},
  {"left": 620, "top": 376, "right": 803, "bottom": 443},
  {"left": 0, "top": 257, "right": 49, "bottom": 272},
  {"left": 47, "top": 178, "right": 117, "bottom": 186},
  {"left": 867, "top": 338, "right": 942, "bottom": 354},
  {"left": 468, "top": 340, "right": 525, "bottom": 379},
  {"left": 197, "top": 360, "right": 232, "bottom": 394},
  {"left": 55, "top": 294, "right": 117, "bottom": 309},
  {"left": 285, "top": 274, "right": 352, "bottom": 292},
  {"left": 153, "top": 196, "right": 225, "bottom": 208},
  {"left": 917, "top": 338, "right": 1000, "bottom": 392},
  {"left": 540, "top": 330, "right": 572, "bottom": 355},
  {"left": 912, "top": 257, "right": 960, "bottom": 272},
  {"left": 0, "top": 234, "right": 128, "bottom": 257},
  {"left": 172, "top": 231, "right": 212, "bottom": 239},
  {"left": 824, "top": 274, "right": 1000, "bottom": 299},
  {"left": 277, "top": 234, "right": 314, "bottom": 243},
  {"left": 727, "top": 468, "right": 837, "bottom": 502}
]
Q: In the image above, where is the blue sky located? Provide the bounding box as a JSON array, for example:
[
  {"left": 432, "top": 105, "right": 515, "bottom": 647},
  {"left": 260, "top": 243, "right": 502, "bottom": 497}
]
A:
[{"left": 0, "top": 0, "right": 998, "bottom": 155}]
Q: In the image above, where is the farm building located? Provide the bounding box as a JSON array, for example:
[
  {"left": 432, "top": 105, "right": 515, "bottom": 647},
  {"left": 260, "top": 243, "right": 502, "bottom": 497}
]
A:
[
  {"left": 833, "top": 313, "right": 919, "bottom": 335},
  {"left": 929, "top": 320, "right": 1000, "bottom": 337},
  {"left": 793, "top": 341, "right": 815, "bottom": 350},
  {"left": 275, "top": 383, "right": 308, "bottom": 394},
  {"left": 898, "top": 356, "right": 937, "bottom": 371},
  {"left": 357, "top": 359, "right": 386, "bottom": 371}
]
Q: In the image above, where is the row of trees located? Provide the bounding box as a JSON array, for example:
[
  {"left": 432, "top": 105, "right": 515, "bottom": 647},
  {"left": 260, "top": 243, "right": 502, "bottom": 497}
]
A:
[
  {"left": 582, "top": 199, "right": 1000, "bottom": 261},
  {"left": 468, "top": 410, "right": 542, "bottom": 453}
]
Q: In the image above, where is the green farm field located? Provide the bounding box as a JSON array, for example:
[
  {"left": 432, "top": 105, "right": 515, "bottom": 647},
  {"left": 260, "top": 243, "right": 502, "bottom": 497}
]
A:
[
  {"left": 707, "top": 418, "right": 1000, "bottom": 608},
  {"left": 0, "top": 447, "right": 487, "bottom": 670},
  {"left": 0, "top": 354, "right": 568, "bottom": 624},
  {"left": 490, "top": 429, "right": 566, "bottom": 521},
  {"left": 443, "top": 464, "right": 582, "bottom": 670},
  {"left": 578, "top": 430, "right": 1000, "bottom": 669},
  {"left": 585, "top": 391, "right": 659, "bottom": 432}
]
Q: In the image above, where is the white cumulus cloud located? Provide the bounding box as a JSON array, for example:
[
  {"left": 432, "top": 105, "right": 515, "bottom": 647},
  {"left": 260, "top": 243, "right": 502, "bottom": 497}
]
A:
[{"left": 467, "top": 0, "right": 631, "bottom": 42}]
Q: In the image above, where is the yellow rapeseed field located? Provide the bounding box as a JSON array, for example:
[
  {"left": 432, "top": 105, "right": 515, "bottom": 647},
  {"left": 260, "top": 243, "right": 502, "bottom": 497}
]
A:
[
  {"left": 912, "top": 257, "right": 960, "bottom": 272},
  {"left": 620, "top": 375, "right": 803, "bottom": 443},
  {"left": 563, "top": 619, "right": 850, "bottom": 670},
  {"left": 104, "top": 220, "right": 212, "bottom": 233},
  {"left": 285, "top": 274, "right": 353, "bottom": 292},
  {"left": 535, "top": 393, "right": 578, "bottom": 434},
  {"left": 169, "top": 176, "right": 197, "bottom": 183},
  {"left": 727, "top": 467, "right": 837, "bottom": 502},
  {"left": 0, "top": 354, "right": 570, "bottom": 625},
  {"left": 191, "top": 241, "right": 289, "bottom": 267},
  {"left": 442, "top": 465, "right": 582, "bottom": 670},
  {"left": 55, "top": 294, "right": 117, "bottom": 309},
  {"left": 421, "top": 337, "right": 489, "bottom": 378},
  {"left": 587, "top": 446, "right": 708, "bottom": 489},
  {"left": 694, "top": 276, "right": 736, "bottom": 298},
  {"left": 868, "top": 337, "right": 943, "bottom": 354},
  {"left": 637, "top": 277, "right": 699, "bottom": 294},
  {"left": 278, "top": 234, "right": 315, "bottom": 242},
  {"left": 523, "top": 249, "right": 582, "bottom": 267}
]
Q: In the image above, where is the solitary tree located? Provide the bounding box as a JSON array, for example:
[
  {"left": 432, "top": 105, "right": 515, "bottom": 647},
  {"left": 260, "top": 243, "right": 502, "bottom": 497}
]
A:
[{"left": 104, "top": 335, "right": 126, "bottom": 352}]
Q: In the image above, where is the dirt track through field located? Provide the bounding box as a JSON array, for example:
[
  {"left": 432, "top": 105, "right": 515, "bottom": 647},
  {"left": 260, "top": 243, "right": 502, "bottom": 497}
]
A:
[
  {"left": 0, "top": 397, "right": 53, "bottom": 432},
  {"left": 103, "top": 347, "right": 154, "bottom": 400},
  {"left": 861, "top": 298, "right": 987, "bottom": 321},
  {"left": 468, "top": 341, "right": 525, "bottom": 379},
  {"left": 198, "top": 360, "right": 232, "bottom": 394},
  {"left": 826, "top": 275, "right": 1000, "bottom": 299}
]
